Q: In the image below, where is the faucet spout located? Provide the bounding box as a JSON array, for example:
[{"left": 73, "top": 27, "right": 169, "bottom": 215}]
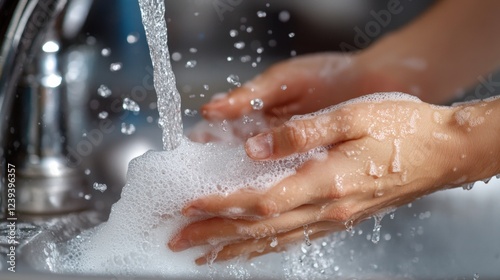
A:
[{"left": 1, "top": 0, "right": 91, "bottom": 216}]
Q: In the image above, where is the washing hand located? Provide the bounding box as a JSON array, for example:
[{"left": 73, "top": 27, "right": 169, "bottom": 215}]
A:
[
  {"left": 169, "top": 94, "right": 500, "bottom": 264},
  {"left": 189, "top": 52, "right": 408, "bottom": 144},
  {"left": 200, "top": 52, "right": 407, "bottom": 123}
]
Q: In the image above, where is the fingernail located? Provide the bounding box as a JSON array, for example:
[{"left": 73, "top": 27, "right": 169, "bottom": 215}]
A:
[
  {"left": 210, "top": 92, "right": 228, "bottom": 102},
  {"left": 170, "top": 238, "right": 191, "bottom": 252},
  {"left": 195, "top": 256, "right": 207, "bottom": 265},
  {"left": 183, "top": 206, "right": 206, "bottom": 217},
  {"left": 245, "top": 133, "right": 273, "bottom": 159}
]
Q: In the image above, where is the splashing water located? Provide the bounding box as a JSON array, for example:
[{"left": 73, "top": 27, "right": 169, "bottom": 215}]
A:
[
  {"left": 138, "top": 0, "right": 183, "bottom": 150},
  {"left": 371, "top": 215, "right": 383, "bottom": 244}
]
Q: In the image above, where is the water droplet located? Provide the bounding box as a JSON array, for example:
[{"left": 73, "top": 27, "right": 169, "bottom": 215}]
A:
[
  {"left": 97, "top": 85, "right": 112, "bottom": 98},
  {"left": 483, "top": 177, "right": 492, "bottom": 184},
  {"left": 121, "top": 123, "right": 136, "bottom": 135},
  {"left": 189, "top": 47, "right": 197, "bottom": 53},
  {"left": 184, "top": 109, "right": 198, "bottom": 117},
  {"left": 84, "top": 194, "right": 92, "bottom": 200},
  {"left": 234, "top": 41, "right": 245, "bottom": 49},
  {"left": 344, "top": 220, "right": 354, "bottom": 236},
  {"left": 250, "top": 98, "right": 264, "bottom": 110},
  {"left": 110, "top": 62, "right": 122, "bottom": 72},
  {"left": 256, "top": 47, "right": 264, "bottom": 54},
  {"left": 280, "top": 84, "right": 287, "bottom": 91},
  {"left": 242, "top": 115, "right": 253, "bottom": 124},
  {"left": 226, "top": 56, "right": 234, "bottom": 62},
  {"left": 86, "top": 36, "right": 96, "bottom": 45},
  {"left": 462, "top": 182, "right": 474, "bottom": 190},
  {"left": 473, "top": 273, "right": 480, "bottom": 280},
  {"left": 93, "top": 182, "right": 108, "bottom": 193},
  {"left": 126, "top": 32, "right": 140, "bottom": 44},
  {"left": 270, "top": 236, "right": 278, "bottom": 248},
  {"left": 257, "top": 11, "right": 267, "bottom": 18},
  {"left": 171, "top": 52, "right": 182, "bottom": 61},
  {"left": 279, "top": 10, "right": 290, "bottom": 22},
  {"left": 146, "top": 116, "right": 154, "bottom": 123},
  {"left": 226, "top": 74, "right": 241, "bottom": 87},
  {"left": 122, "top": 98, "right": 140, "bottom": 113},
  {"left": 371, "top": 214, "right": 384, "bottom": 244},
  {"left": 101, "top": 48, "right": 111, "bottom": 57},
  {"left": 185, "top": 60, "right": 197, "bottom": 68},
  {"left": 98, "top": 111, "right": 109, "bottom": 119},
  {"left": 290, "top": 50, "right": 297, "bottom": 57},
  {"left": 246, "top": 26, "right": 253, "bottom": 33},
  {"left": 229, "top": 29, "right": 238, "bottom": 37},
  {"left": 240, "top": 55, "right": 251, "bottom": 63},
  {"left": 268, "top": 39, "right": 277, "bottom": 47},
  {"left": 303, "top": 225, "right": 312, "bottom": 246},
  {"left": 84, "top": 169, "right": 91, "bottom": 175},
  {"left": 203, "top": 84, "right": 209, "bottom": 90},
  {"left": 288, "top": 32, "right": 295, "bottom": 38}
]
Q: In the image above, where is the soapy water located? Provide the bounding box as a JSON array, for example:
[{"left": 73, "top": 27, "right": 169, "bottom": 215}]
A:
[{"left": 55, "top": 138, "right": 326, "bottom": 278}]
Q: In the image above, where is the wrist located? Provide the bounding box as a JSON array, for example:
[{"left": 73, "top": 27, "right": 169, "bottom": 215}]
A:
[
  {"left": 444, "top": 99, "right": 500, "bottom": 185},
  {"left": 355, "top": 34, "right": 435, "bottom": 102}
]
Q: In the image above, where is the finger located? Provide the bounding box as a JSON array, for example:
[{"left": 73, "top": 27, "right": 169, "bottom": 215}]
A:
[
  {"left": 244, "top": 105, "right": 366, "bottom": 160},
  {"left": 181, "top": 153, "right": 350, "bottom": 219},
  {"left": 195, "top": 221, "right": 340, "bottom": 265},
  {"left": 201, "top": 58, "right": 320, "bottom": 121},
  {"left": 169, "top": 204, "right": 323, "bottom": 252}
]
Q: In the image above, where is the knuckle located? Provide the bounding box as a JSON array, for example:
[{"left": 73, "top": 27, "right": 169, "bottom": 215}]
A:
[
  {"left": 247, "top": 222, "right": 277, "bottom": 239},
  {"left": 255, "top": 198, "right": 279, "bottom": 218},
  {"left": 321, "top": 205, "right": 352, "bottom": 223},
  {"left": 326, "top": 184, "right": 346, "bottom": 200},
  {"left": 283, "top": 121, "right": 310, "bottom": 151}
]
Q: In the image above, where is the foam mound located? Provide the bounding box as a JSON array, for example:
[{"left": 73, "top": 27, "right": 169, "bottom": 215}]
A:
[{"left": 56, "top": 138, "right": 325, "bottom": 278}]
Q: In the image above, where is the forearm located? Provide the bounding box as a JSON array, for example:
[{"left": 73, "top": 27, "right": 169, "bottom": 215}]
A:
[{"left": 359, "top": 0, "right": 500, "bottom": 104}]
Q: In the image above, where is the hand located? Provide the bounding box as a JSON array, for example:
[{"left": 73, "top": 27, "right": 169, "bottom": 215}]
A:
[
  {"left": 201, "top": 53, "right": 409, "bottom": 124},
  {"left": 169, "top": 93, "right": 487, "bottom": 264}
]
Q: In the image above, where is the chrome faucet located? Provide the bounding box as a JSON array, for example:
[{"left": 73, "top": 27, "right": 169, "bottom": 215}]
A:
[{"left": 0, "top": 0, "right": 93, "bottom": 216}]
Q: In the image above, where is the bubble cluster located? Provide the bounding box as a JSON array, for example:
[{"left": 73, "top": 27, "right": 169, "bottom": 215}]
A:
[{"left": 56, "top": 138, "right": 326, "bottom": 278}]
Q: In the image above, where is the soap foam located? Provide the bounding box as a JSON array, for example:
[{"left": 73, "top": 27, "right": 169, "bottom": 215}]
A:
[{"left": 56, "top": 138, "right": 326, "bottom": 278}]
